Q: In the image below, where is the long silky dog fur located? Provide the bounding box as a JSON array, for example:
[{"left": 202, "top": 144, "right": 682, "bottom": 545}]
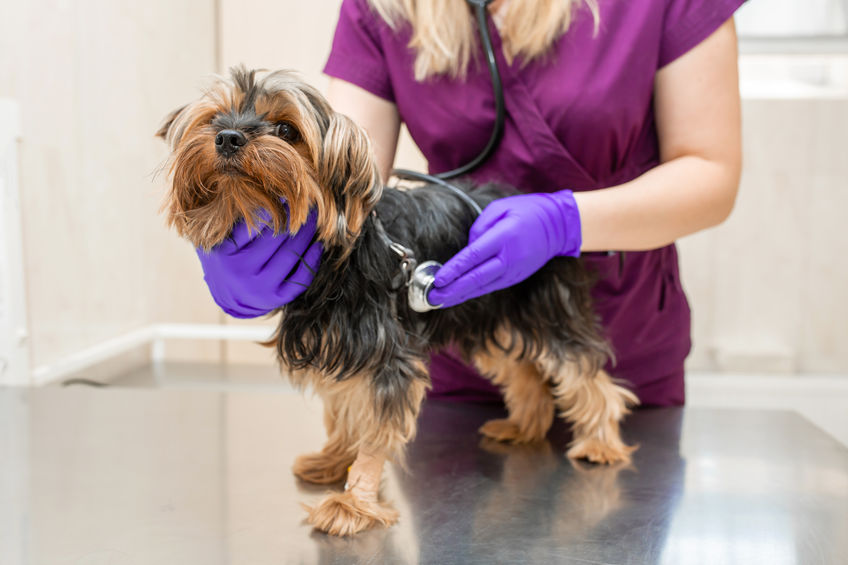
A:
[{"left": 158, "top": 66, "right": 637, "bottom": 536}]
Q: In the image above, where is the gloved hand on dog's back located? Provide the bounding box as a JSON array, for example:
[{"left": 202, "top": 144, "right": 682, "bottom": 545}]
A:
[
  {"left": 196, "top": 209, "right": 322, "bottom": 318},
  {"left": 428, "top": 190, "right": 582, "bottom": 308}
]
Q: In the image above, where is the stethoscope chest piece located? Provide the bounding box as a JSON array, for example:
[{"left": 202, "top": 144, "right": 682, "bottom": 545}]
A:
[{"left": 408, "top": 261, "right": 444, "bottom": 313}]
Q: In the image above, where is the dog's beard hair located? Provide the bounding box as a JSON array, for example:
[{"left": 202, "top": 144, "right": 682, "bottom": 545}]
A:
[
  {"left": 166, "top": 124, "right": 321, "bottom": 250},
  {"left": 158, "top": 67, "right": 382, "bottom": 255}
]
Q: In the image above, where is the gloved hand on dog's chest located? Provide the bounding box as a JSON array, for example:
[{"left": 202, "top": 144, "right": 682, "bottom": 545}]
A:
[
  {"left": 428, "top": 190, "right": 582, "bottom": 308},
  {"left": 196, "top": 209, "right": 322, "bottom": 318}
]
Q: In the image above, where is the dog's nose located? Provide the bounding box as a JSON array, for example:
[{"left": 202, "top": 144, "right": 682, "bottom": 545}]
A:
[{"left": 215, "top": 129, "right": 247, "bottom": 157}]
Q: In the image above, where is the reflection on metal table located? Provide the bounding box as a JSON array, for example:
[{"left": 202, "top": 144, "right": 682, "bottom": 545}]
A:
[{"left": 1, "top": 387, "right": 846, "bottom": 564}]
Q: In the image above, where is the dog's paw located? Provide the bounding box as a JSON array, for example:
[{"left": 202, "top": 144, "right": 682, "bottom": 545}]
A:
[
  {"left": 293, "top": 452, "right": 354, "bottom": 485},
  {"left": 479, "top": 418, "right": 543, "bottom": 444},
  {"left": 566, "top": 436, "right": 637, "bottom": 465},
  {"left": 305, "top": 491, "right": 398, "bottom": 536}
]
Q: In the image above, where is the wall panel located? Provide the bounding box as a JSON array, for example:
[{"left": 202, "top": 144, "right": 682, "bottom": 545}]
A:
[{"left": 0, "top": 0, "right": 224, "bottom": 376}]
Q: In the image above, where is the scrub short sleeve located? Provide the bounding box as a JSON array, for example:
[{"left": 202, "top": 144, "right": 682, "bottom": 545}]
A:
[
  {"left": 323, "top": 0, "right": 395, "bottom": 102},
  {"left": 659, "top": 0, "right": 746, "bottom": 68}
]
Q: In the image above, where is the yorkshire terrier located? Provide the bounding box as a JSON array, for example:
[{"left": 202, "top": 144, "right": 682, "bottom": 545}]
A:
[{"left": 157, "top": 67, "right": 639, "bottom": 536}]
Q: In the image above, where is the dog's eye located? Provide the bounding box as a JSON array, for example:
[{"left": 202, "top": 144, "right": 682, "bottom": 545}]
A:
[{"left": 275, "top": 122, "right": 300, "bottom": 143}]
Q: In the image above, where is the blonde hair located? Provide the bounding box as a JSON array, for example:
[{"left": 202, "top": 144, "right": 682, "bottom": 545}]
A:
[{"left": 368, "top": 0, "right": 599, "bottom": 81}]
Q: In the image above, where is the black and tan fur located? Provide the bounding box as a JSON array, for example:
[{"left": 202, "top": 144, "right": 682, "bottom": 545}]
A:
[{"left": 158, "top": 67, "right": 638, "bottom": 537}]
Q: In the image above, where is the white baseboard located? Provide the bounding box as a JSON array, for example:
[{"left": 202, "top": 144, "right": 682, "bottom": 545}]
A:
[
  {"left": 687, "top": 372, "right": 848, "bottom": 447},
  {"left": 28, "top": 330, "right": 848, "bottom": 447},
  {"left": 30, "top": 323, "right": 275, "bottom": 386},
  {"left": 32, "top": 329, "right": 848, "bottom": 389},
  {"left": 686, "top": 372, "right": 848, "bottom": 402},
  {"left": 27, "top": 333, "right": 848, "bottom": 447}
]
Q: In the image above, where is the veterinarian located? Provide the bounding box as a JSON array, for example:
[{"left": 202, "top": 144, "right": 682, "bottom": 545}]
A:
[{"left": 197, "top": 0, "right": 744, "bottom": 407}]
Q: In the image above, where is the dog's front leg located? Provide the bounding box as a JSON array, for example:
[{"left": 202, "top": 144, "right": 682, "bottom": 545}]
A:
[
  {"left": 293, "top": 390, "right": 357, "bottom": 484},
  {"left": 304, "top": 361, "right": 429, "bottom": 536},
  {"left": 345, "top": 448, "right": 387, "bottom": 501},
  {"left": 305, "top": 446, "right": 399, "bottom": 537}
]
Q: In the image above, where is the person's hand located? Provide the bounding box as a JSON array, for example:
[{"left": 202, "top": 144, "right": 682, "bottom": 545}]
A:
[
  {"left": 196, "top": 209, "right": 322, "bottom": 318},
  {"left": 428, "top": 190, "right": 581, "bottom": 308}
]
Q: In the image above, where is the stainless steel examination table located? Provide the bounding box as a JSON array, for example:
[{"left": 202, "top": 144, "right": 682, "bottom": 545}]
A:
[{"left": 1, "top": 386, "right": 846, "bottom": 565}]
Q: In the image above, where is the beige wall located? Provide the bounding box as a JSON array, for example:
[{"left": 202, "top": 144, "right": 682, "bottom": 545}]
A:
[
  {"left": 680, "top": 96, "right": 848, "bottom": 374},
  {"left": 4, "top": 2, "right": 846, "bottom": 376},
  {"left": 1, "top": 0, "right": 224, "bottom": 376}
]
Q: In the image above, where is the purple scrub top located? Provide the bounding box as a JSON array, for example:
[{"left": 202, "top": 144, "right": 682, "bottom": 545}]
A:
[{"left": 324, "top": 0, "right": 745, "bottom": 406}]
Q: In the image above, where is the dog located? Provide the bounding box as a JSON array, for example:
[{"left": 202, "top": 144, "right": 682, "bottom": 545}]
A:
[{"left": 157, "top": 67, "right": 638, "bottom": 536}]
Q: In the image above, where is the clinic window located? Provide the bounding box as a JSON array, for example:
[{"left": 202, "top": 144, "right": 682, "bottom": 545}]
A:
[{"left": 736, "top": 0, "right": 848, "bottom": 53}]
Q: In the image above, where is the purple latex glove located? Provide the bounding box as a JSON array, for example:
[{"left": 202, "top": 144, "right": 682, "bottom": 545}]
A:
[
  {"left": 428, "top": 190, "right": 582, "bottom": 308},
  {"left": 196, "top": 209, "right": 322, "bottom": 318}
]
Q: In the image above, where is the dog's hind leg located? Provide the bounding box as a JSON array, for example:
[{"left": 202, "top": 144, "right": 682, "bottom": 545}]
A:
[
  {"left": 305, "top": 362, "right": 429, "bottom": 536},
  {"left": 544, "top": 359, "right": 639, "bottom": 465},
  {"left": 473, "top": 349, "right": 555, "bottom": 444}
]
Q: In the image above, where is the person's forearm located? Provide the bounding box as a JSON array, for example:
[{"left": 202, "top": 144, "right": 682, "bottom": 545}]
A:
[{"left": 573, "top": 155, "right": 740, "bottom": 252}]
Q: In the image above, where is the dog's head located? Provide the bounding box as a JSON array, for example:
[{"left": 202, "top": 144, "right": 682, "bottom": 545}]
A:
[{"left": 157, "top": 66, "right": 381, "bottom": 252}]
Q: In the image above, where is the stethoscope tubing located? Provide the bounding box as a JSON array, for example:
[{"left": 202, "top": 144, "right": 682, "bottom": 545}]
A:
[
  {"left": 388, "top": 0, "right": 508, "bottom": 312},
  {"left": 391, "top": 0, "right": 505, "bottom": 216}
]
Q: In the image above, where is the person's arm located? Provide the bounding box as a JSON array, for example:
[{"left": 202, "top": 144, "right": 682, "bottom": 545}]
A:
[
  {"left": 327, "top": 78, "right": 401, "bottom": 183},
  {"left": 576, "top": 18, "right": 741, "bottom": 251},
  {"left": 430, "top": 18, "right": 742, "bottom": 307}
]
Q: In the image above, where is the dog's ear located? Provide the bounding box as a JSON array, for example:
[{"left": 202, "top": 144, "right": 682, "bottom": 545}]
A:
[
  {"left": 315, "top": 113, "right": 382, "bottom": 247},
  {"left": 155, "top": 105, "right": 187, "bottom": 141}
]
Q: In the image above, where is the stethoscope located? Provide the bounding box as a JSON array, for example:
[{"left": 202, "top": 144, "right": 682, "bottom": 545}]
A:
[{"left": 385, "top": 0, "right": 506, "bottom": 313}]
